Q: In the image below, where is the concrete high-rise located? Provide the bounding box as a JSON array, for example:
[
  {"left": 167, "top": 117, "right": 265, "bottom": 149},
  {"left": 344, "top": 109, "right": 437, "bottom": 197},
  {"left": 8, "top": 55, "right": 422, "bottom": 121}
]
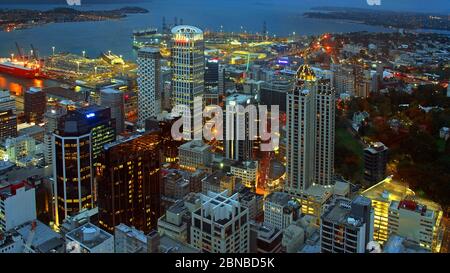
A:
[
  {"left": 100, "top": 88, "right": 125, "bottom": 134},
  {"left": 137, "top": 47, "right": 161, "bottom": 128},
  {"left": 363, "top": 142, "right": 388, "bottom": 185},
  {"left": 171, "top": 25, "right": 204, "bottom": 139},
  {"left": 284, "top": 65, "right": 335, "bottom": 196}
]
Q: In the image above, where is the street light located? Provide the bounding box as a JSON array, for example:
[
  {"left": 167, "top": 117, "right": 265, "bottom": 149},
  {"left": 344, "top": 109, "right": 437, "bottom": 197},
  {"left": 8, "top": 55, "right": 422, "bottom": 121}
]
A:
[
  {"left": 11, "top": 53, "right": 14, "bottom": 61},
  {"left": 76, "top": 61, "right": 80, "bottom": 73},
  {"left": 52, "top": 46, "right": 55, "bottom": 55},
  {"left": 82, "top": 50, "right": 86, "bottom": 58},
  {"left": 108, "top": 50, "right": 111, "bottom": 56},
  {"left": 94, "top": 66, "right": 97, "bottom": 76}
]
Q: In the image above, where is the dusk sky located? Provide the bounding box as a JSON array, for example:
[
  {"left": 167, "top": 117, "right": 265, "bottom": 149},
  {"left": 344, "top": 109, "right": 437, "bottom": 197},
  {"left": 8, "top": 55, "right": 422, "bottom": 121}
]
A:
[{"left": 1, "top": 0, "right": 449, "bottom": 13}]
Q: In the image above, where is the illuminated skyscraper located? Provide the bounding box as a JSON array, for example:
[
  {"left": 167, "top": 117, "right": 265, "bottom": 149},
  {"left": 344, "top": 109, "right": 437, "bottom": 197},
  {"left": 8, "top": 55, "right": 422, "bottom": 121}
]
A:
[
  {"left": 314, "top": 78, "right": 335, "bottom": 187},
  {"left": 53, "top": 105, "right": 115, "bottom": 225},
  {"left": 171, "top": 25, "right": 204, "bottom": 139},
  {"left": 285, "top": 65, "right": 316, "bottom": 194},
  {"left": 284, "top": 65, "right": 335, "bottom": 196},
  {"left": 137, "top": 47, "right": 161, "bottom": 129},
  {"left": 97, "top": 132, "right": 162, "bottom": 234}
]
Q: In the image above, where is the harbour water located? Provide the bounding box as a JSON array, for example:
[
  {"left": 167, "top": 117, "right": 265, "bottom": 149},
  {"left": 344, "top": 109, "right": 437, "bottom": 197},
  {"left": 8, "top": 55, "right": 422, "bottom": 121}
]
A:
[{"left": 0, "top": 0, "right": 446, "bottom": 91}]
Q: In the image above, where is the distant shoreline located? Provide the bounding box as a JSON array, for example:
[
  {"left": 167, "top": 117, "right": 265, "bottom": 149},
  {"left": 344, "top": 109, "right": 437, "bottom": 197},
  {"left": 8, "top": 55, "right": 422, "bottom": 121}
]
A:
[
  {"left": 0, "top": 6, "right": 149, "bottom": 32},
  {"left": 304, "top": 7, "right": 450, "bottom": 32}
]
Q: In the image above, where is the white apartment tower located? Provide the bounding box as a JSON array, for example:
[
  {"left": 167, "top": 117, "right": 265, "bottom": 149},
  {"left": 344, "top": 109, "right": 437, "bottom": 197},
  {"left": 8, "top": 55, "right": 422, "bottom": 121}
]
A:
[
  {"left": 190, "top": 191, "right": 250, "bottom": 253},
  {"left": 171, "top": 25, "right": 204, "bottom": 139},
  {"left": 285, "top": 65, "right": 335, "bottom": 196},
  {"left": 137, "top": 47, "right": 161, "bottom": 128}
]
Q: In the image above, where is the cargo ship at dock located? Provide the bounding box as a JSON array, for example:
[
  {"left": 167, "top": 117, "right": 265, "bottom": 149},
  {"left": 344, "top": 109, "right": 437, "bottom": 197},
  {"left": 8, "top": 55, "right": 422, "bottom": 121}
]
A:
[{"left": 0, "top": 58, "right": 41, "bottom": 79}]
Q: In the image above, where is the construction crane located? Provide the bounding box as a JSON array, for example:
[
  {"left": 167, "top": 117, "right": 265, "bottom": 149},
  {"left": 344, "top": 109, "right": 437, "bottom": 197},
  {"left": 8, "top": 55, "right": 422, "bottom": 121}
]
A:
[
  {"left": 15, "top": 42, "right": 24, "bottom": 61},
  {"left": 23, "top": 220, "right": 37, "bottom": 253}
]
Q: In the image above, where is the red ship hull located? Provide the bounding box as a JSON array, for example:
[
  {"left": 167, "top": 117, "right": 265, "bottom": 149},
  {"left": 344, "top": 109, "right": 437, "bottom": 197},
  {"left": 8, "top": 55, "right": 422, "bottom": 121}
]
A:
[{"left": 0, "top": 64, "right": 40, "bottom": 79}]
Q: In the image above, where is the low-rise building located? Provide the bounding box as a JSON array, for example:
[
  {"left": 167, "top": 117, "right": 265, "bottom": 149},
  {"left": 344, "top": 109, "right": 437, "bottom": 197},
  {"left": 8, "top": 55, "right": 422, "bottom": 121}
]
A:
[
  {"left": 65, "top": 223, "right": 114, "bottom": 253},
  {"left": 114, "top": 223, "right": 150, "bottom": 253},
  {"left": 202, "top": 170, "right": 239, "bottom": 196},
  {"left": 320, "top": 196, "right": 374, "bottom": 253},
  {"left": 0, "top": 181, "right": 36, "bottom": 232},
  {"left": 230, "top": 160, "right": 258, "bottom": 189},
  {"left": 249, "top": 221, "right": 282, "bottom": 253},
  {"left": 239, "top": 187, "right": 263, "bottom": 221},
  {"left": 388, "top": 198, "right": 443, "bottom": 252},
  {"left": 264, "top": 192, "right": 300, "bottom": 231},
  {"left": 178, "top": 140, "right": 211, "bottom": 172}
]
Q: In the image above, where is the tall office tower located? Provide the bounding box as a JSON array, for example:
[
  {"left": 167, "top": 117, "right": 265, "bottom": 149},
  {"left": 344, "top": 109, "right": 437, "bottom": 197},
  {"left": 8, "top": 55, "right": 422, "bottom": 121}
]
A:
[
  {"left": 100, "top": 88, "right": 125, "bottom": 134},
  {"left": 24, "top": 87, "right": 46, "bottom": 124},
  {"left": 285, "top": 65, "right": 317, "bottom": 195},
  {"left": 190, "top": 191, "right": 250, "bottom": 253},
  {"left": 97, "top": 132, "right": 161, "bottom": 234},
  {"left": 284, "top": 65, "right": 335, "bottom": 196},
  {"left": 364, "top": 142, "right": 388, "bottom": 185},
  {"left": 43, "top": 107, "right": 66, "bottom": 166},
  {"left": 53, "top": 105, "right": 115, "bottom": 225},
  {"left": 224, "top": 93, "right": 256, "bottom": 162},
  {"left": 0, "top": 91, "right": 17, "bottom": 142},
  {"left": 321, "top": 196, "right": 374, "bottom": 253},
  {"left": 205, "top": 58, "right": 219, "bottom": 93},
  {"left": 314, "top": 79, "right": 335, "bottom": 187},
  {"left": 171, "top": 25, "right": 204, "bottom": 139},
  {"left": 137, "top": 47, "right": 161, "bottom": 129}
]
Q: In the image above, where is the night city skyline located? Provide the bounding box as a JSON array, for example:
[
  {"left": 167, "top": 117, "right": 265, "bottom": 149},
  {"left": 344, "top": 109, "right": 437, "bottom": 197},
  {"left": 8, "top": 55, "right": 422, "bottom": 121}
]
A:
[{"left": 0, "top": 0, "right": 449, "bottom": 269}]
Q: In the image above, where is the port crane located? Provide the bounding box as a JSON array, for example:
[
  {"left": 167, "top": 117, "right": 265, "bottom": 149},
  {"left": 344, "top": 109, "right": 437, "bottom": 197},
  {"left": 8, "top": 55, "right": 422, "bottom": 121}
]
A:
[
  {"left": 15, "top": 42, "right": 24, "bottom": 61},
  {"left": 30, "top": 44, "right": 39, "bottom": 60}
]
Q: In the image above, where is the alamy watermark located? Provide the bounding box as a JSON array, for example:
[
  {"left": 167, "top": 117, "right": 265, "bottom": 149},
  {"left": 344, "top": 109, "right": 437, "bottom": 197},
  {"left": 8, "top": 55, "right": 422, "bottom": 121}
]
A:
[
  {"left": 366, "top": 0, "right": 381, "bottom": 6},
  {"left": 170, "top": 97, "right": 279, "bottom": 152},
  {"left": 66, "top": 0, "right": 81, "bottom": 6}
]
